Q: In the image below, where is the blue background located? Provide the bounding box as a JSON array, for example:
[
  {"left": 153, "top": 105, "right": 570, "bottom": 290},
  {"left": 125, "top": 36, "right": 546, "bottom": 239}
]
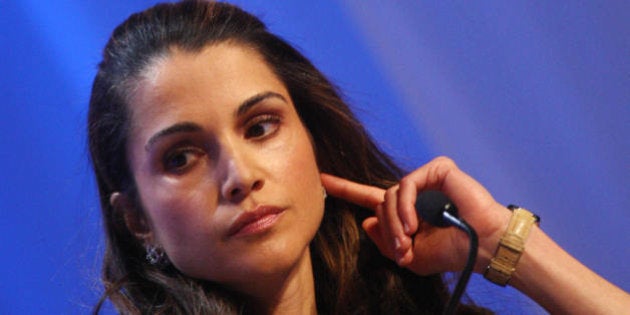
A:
[{"left": 1, "top": 1, "right": 628, "bottom": 313}]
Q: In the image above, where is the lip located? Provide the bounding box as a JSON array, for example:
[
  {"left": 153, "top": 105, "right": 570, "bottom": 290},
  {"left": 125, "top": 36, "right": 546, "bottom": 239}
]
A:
[{"left": 227, "top": 205, "right": 286, "bottom": 238}]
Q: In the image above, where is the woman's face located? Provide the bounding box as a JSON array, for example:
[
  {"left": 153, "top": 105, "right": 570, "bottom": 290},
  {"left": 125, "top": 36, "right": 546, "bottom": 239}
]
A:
[{"left": 124, "top": 43, "right": 324, "bottom": 292}]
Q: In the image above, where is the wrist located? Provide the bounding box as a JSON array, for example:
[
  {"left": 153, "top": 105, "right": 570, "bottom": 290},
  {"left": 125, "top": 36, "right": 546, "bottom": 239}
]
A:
[
  {"left": 474, "top": 204, "right": 512, "bottom": 273},
  {"left": 480, "top": 205, "right": 540, "bottom": 285}
]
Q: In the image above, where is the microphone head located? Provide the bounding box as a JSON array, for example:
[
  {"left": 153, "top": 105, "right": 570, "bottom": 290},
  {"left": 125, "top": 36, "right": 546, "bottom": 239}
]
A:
[{"left": 415, "top": 190, "right": 459, "bottom": 227}]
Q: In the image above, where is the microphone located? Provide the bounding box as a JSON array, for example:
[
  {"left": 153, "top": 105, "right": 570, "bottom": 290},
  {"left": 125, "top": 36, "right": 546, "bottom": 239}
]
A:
[
  {"left": 414, "top": 190, "right": 460, "bottom": 227},
  {"left": 414, "top": 190, "right": 478, "bottom": 315}
]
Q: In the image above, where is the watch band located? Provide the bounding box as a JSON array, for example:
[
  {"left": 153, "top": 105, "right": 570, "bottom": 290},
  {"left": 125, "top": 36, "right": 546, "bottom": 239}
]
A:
[{"left": 484, "top": 206, "right": 539, "bottom": 286}]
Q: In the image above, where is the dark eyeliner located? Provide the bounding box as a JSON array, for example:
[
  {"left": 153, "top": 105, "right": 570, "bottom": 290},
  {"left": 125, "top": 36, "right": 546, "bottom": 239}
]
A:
[{"left": 244, "top": 114, "right": 281, "bottom": 139}]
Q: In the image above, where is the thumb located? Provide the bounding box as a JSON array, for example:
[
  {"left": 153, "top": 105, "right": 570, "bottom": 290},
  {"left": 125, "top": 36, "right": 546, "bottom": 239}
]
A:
[{"left": 362, "top": 217, "right": 394, "bottom": 260}]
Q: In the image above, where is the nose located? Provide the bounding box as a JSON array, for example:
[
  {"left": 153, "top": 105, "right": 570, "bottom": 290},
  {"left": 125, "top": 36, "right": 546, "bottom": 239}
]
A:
[{"left": 219, "top": 146, "right": 263, "bottom": 203}]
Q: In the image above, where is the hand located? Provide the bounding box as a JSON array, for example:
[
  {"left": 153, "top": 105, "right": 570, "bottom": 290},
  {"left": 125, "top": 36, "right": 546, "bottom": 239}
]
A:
[{"left": 321, "top": 156, "right": 511, "bottom": 275}]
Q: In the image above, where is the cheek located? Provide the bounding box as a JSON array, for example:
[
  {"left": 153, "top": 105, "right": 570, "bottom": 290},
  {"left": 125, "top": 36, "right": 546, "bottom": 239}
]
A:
[
  {"left": 138, "top": 180, "right": 222, "bottom": 260},
  {"left": 259, "top": 124, "right": 324, "bottom": 220},
  {"left": 271, "top": 148, "right": 321, "bottom": 213},
  {"left": 267, "top": 125, "right": 320, "bottom": 185},
  {"left": 279, "top": 130, "right": 324, "bottom": 218}
]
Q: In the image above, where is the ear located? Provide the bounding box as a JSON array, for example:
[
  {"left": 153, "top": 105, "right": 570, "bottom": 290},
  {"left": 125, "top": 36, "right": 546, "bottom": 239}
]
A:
[{"left": 110, "top": 192, "right": 153, "bottom": 243}]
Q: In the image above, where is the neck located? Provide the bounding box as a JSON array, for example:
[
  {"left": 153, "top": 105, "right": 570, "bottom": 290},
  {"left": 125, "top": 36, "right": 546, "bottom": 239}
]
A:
[{"left": 245, "top": 249, "right": 317, "bottom": 315}]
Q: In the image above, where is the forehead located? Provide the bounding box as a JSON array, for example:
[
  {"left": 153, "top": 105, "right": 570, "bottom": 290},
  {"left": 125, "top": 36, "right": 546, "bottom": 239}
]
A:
[
  {"left": 126, "top": 42, "right": 290, "bottom": 131},
  {"left": 132, "top": 43, "right": 282, "bottom": 106}
]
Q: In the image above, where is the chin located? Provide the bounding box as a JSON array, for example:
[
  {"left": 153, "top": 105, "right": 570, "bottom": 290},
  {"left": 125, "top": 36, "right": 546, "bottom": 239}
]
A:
[
  {"left": 246, "top": 233, "right": 310, "bottom": 274},
  {"left": 182, "top": 234, "right": 309, "bottom": 284}
]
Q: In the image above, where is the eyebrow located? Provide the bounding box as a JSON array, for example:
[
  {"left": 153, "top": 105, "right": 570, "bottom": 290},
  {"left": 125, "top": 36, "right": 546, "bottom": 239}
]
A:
[
  {"left": 145, "top": 122, "right": 202, "bottom": 152},
  {"left": 144, "top": 91, "right": 287, "bottom": 152},
  {"left": 236, "top": 91, "right": 287, "bottom": 117}
]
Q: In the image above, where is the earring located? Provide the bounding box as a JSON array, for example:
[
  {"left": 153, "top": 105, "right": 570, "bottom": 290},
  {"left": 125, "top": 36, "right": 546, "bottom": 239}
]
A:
[
  {"left": 145, "top": 244, "right": 167, "bottom": 266},
  {"left": 323, "top": 187, "right": 327, "bottom": 200}
]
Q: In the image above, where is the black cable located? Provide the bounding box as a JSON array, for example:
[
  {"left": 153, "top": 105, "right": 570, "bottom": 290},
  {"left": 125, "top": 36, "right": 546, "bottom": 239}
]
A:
[{"left": 442, "top": 211, "right": 478, "bottom": 315}]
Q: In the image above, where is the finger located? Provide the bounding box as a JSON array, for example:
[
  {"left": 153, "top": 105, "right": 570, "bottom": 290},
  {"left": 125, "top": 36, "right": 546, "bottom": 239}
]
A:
[
  {"left": 381, "top": 186, "right": 412, "bottom": 264},
  {"left": 397, "top": 176, "right": 420, "bottom": 236},
  {"left": 397, "top": 159, "right": 463, "bottom": 235},
  {"left": 398, "top": 157, "right": 494, "bottom": 219},
  {"left": 320, "top": 173, "right": 384, "bottom": 209},
  {"left": 363, "top": 216, "right": 413, "bottom": 266}
]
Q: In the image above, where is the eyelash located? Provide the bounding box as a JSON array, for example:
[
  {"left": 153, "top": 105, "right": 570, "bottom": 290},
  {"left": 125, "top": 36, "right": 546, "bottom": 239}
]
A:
[
  {"left": 160, "top": 114, "right": 282, "bottom": 173},
  {"left": 162, "top": 145, "right": 204, "bottom": 173},
  {"left": 244, "top": 114, "right": 281, "bottom": 139}
]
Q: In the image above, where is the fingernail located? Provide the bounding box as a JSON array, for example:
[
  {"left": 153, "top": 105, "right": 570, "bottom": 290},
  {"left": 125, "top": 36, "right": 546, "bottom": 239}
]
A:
[
  {"left": 403, "top": 223, "right": 411, "bottom": 234},
  {"left": 394, "top": 237, "right": 401, "bottom": 250}
]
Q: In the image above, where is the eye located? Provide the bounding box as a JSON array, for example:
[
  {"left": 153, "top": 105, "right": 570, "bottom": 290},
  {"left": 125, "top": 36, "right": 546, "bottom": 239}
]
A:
[
  {"left": 162, "top": 147, "right": 204, "bottom": 173},
  {"left": 244, "top": 114, "right": 281, "bottom": 139}
]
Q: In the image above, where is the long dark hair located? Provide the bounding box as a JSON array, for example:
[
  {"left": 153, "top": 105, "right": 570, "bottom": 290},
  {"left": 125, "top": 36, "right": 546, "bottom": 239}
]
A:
[{"left": 88, "top": 1, "right": 490, "bottom": 314}]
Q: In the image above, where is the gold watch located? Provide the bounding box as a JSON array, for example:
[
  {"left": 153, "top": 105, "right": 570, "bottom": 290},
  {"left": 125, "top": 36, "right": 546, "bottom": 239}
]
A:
[{"left": 484, "top": 205, "right": 540, "bottom": 286}]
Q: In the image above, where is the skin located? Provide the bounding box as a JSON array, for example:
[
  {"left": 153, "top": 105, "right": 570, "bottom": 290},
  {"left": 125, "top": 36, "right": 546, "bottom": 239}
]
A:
[
  {"left": 114, "top": 43, "right": 324, "bottom": 314},
  {"left": 104, "top": 35, "right": 629, "bottom": 315},
  {"left": 322, "top": 156, "right": 630, "bottom": 314}
]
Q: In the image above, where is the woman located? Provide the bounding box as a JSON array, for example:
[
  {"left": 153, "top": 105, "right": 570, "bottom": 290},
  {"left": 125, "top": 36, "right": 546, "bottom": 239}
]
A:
[{"left": 88, "top": 1, "right": 629, "bottom": 314}]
